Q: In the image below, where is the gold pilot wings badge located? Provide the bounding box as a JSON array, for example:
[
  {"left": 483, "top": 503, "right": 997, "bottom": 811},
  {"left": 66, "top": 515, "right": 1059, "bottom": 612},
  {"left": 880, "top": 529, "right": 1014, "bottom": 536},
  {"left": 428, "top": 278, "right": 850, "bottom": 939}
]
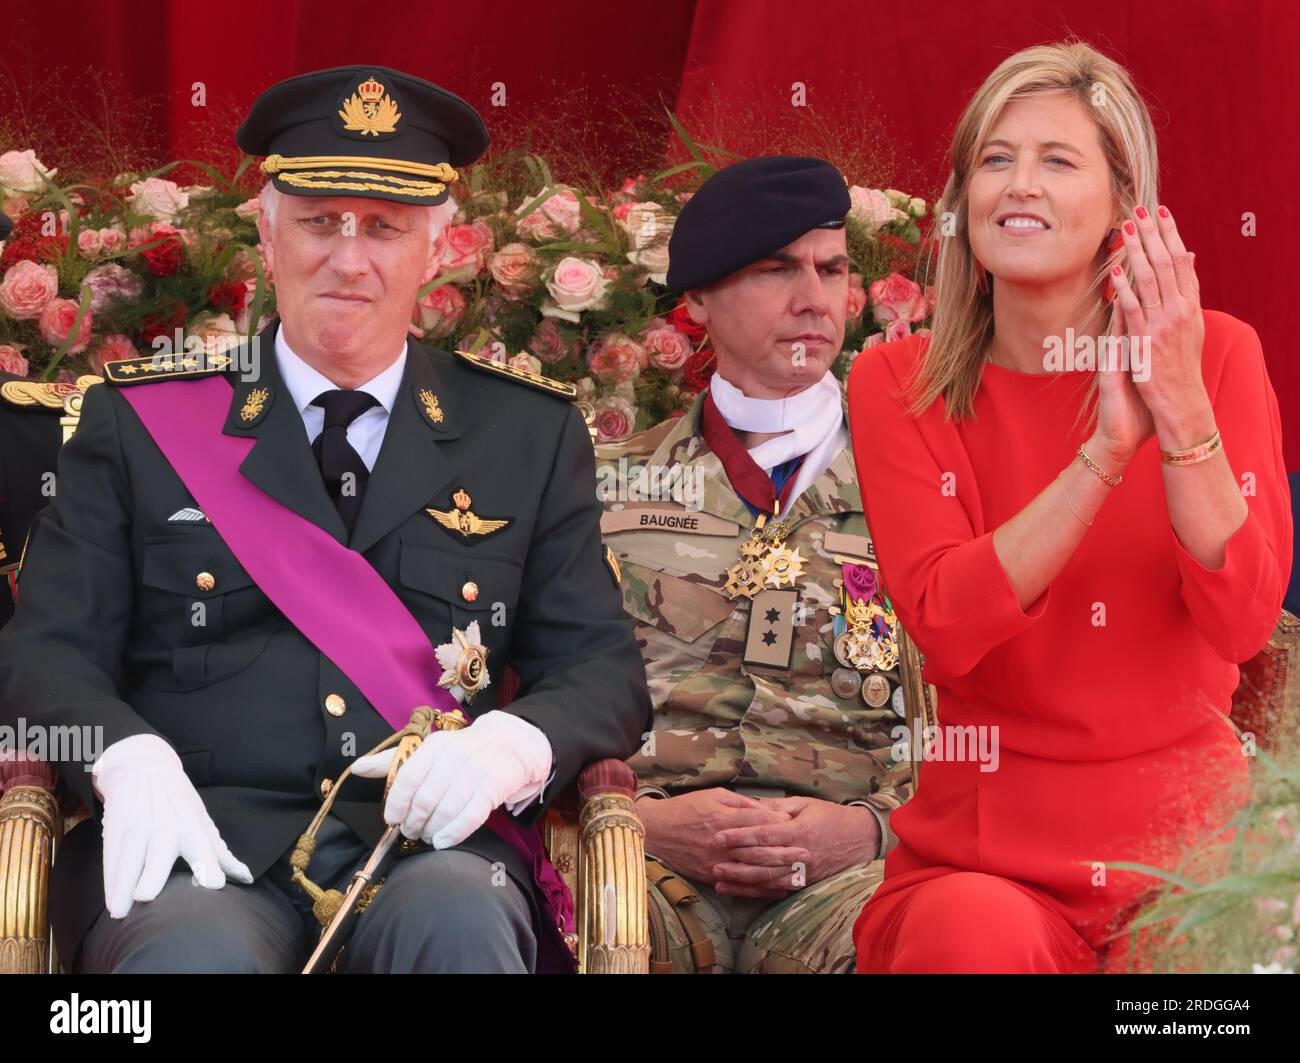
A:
[{"left": 425, "top": 487, "right": 513, "bottom": 544}]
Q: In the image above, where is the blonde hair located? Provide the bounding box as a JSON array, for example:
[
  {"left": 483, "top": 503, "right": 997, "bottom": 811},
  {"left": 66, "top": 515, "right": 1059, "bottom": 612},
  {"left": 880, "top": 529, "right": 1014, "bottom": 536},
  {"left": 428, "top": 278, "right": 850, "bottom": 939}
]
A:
[{"left": 906, "top": 40, "right": 1159, "bottom": 420}]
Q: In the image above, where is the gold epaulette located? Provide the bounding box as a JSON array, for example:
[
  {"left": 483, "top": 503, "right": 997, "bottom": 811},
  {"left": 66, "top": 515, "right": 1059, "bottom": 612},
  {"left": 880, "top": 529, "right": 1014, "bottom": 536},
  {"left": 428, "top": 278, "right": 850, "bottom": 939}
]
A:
[
  {"left": 453, "top": 349, "right": 577, "bottom": 400},
  {"left": 103, "top": 352, "right": 233, "bottom": 387},
  {"left": 0, "top": 378, "right": 84, "bottom": 410}
]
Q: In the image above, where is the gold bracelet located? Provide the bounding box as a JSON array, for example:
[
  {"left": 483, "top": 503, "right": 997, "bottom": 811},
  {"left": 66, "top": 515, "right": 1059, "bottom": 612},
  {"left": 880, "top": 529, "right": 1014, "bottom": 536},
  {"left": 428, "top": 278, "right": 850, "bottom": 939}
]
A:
[
  {"left": 1057, "top": 472, "right": 1093, "bottom": 527},
  {"left": 1161, "top": 428, "right": 1222, "bottom": 466},
  {"left": 1077, "top": 445, "right": 1122, "bottom": 487}
]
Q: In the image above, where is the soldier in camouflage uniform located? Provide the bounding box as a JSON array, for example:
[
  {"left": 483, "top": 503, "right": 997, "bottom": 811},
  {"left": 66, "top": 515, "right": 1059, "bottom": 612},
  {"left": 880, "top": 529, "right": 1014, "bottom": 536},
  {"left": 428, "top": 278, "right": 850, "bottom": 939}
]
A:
[{"left": 596, "top": 157, "right": 917, "bottom": 973}]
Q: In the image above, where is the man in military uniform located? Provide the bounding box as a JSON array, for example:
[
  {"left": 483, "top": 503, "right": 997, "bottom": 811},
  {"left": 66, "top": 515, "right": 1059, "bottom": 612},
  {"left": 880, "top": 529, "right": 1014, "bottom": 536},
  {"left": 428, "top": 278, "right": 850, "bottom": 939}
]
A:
[
  {"left": 0, "top": 212, "right": 68, "bottom": 630},
  {"left": 0, "top": 67, "right": 649, "bottom": 973},
  {"left": 598, "top": 157, "right": 915, "bottom": 973}
]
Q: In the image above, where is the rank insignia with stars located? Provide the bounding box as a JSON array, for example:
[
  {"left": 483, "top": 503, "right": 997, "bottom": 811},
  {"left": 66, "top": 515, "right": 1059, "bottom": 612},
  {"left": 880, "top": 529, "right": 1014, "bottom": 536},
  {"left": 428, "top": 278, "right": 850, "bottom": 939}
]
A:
[
  {"left": 425, "top": 487, "right": 513, "bottom": 544},
  {"left": 742, "top": 588, "right": 798, "bottom": 669}
]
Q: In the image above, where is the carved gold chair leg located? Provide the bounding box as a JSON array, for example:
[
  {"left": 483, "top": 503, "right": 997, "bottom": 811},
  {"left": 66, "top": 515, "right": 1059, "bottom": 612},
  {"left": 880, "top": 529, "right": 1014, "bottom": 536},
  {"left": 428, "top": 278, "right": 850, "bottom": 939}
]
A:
[
  {"left": 0, "top": 757, "right": 60, "bottom": 974},
  {"left": 576, "top": 760, "right": 648, "bottom": 974}
]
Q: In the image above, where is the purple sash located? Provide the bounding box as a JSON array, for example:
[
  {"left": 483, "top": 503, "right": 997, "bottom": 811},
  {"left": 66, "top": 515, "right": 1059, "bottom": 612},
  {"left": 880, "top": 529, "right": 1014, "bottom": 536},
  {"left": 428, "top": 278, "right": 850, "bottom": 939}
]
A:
[{"left": 121, "top": 375, "right": 576, "bottom": 973}]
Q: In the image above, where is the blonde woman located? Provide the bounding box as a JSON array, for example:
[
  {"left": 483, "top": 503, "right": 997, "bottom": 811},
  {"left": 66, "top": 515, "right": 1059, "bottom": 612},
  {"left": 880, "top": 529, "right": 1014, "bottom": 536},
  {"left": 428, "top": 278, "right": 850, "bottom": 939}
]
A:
[{"left": 847, "top": 41, "right": 1292, "bottom": 973}]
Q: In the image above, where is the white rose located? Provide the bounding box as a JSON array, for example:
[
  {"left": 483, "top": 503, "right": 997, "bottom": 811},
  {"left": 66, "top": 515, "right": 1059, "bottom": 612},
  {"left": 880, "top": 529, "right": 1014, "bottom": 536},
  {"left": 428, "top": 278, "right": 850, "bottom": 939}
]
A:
[
  {"left": 627, "top": 244, "right": 670, "bottom": 285},
  {"left": 848, "top": 186, "right": 893, "bottom": 234},
  {"left": 545, "top": 256, "right": 610, "bottom": 314},
  {"left": 618, "top": 202, "right": 674, "bottom": 251},
  {"left": 127, "top": 178, "right": 191, "bottom": 222},
  {"left": 0, "top": 150, "right": 56, "bottom": 194}
]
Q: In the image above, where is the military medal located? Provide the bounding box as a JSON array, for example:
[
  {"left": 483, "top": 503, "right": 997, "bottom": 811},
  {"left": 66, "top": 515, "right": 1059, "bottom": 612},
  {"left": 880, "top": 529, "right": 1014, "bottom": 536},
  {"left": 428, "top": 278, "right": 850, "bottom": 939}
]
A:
[
  {"left": 839, "top": 562, "right": 900, "bottom": 672},
  {"left": 891, "top": 684, "right": 907, "bottom": 718},
  {"left": 831, "top": 667, "right": 863, "bottom": 699},
  {"left": 862, "top": 673, "right": 891, "bottom": 708},
  {"left": 724, "top": 509, "right": 806, "bottom": 601},
  {"left": 435, "top": 620, "right": 491, "bottom": 703}
]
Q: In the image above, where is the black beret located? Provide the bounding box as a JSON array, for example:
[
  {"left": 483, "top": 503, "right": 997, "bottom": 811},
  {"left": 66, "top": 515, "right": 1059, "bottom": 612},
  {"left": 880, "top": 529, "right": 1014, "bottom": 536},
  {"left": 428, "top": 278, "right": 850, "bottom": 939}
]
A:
[
  {"left": 665, "top": 155, "right": 850, "bottom": 291},
  {"left": 0, "top": 212, "right": 11, "bottom": 241},
  {"left": 237, "top": 65, "right": 489, "bottom": 206}
]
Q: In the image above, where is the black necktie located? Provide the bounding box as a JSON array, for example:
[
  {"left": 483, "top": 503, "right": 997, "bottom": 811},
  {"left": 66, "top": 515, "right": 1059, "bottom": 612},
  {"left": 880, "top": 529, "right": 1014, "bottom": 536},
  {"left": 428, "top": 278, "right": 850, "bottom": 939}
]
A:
[{"left": 310, "top": 389, "right": 380, "bottom": 535}]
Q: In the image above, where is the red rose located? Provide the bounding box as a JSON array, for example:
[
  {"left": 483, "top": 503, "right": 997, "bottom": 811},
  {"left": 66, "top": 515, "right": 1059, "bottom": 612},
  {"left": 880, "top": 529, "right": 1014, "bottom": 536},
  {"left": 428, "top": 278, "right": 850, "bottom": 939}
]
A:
[
  {"left": 665, "top": 298, "right": 707, "bottom": 345},
  {"left": 134, "top": 225, "right": 184, "bottom": 277},
  {"left": 208, "top": 280, "right": 247, "bottom": 316},
  {"left": 0, "top": 212, "right": 69, "bottom": 272},
  {"left": 139, "top": 300, "right": 188, "bottom": 344},
  {"left": 681, "top": 345, "right": 716, "bottom": 392}
]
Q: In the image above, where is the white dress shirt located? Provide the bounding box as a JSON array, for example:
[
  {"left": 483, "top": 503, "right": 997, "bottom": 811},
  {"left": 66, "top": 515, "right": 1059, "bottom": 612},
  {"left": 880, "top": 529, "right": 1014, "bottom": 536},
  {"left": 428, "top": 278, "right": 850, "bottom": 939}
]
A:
[
  {"left": 274, "top": 328, "right": 407, "bottom": 469},
  {"left": 274, "top": 328, "right": 552, "bottom": 812}
]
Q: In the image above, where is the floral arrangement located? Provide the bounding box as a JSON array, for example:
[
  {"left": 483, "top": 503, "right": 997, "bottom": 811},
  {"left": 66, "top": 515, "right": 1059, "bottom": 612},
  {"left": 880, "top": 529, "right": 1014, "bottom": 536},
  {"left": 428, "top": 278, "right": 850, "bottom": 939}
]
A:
[
  {"left": 1111, "top": 743, "right": 1300, "bottom": 974},
  {"left": 0, "top": 133, "right": 932, "bottom": 442}
]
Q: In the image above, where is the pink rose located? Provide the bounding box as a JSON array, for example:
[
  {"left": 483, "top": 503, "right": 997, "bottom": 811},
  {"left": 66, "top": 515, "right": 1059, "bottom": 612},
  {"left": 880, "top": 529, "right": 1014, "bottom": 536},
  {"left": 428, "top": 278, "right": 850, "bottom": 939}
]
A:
[
  {"left": 88, "top": 333, "right": 138, "bottom": 375},
  {"left": 508, "top": 352, "right": 543, "bottom": 375},
  {"left": 588, "top": 334, "right": 646, "bottom": 384},
  {"left": 846, "top": 273, "right": 867, "bottom": 321},
  {"left": 884, "top": 318, "right": 912, "bottom": 343},
  {"left": 640, "top": 318, "right": 693, "bottom": 371},
  {"left": 592, "top": 395, "right": 636, "bottom": 443},
  {"left": 438, "top": 219, "right": 493, "bottom": 281},
  {"left": 38, "top": 297, "right": 93, "bottom": 353},
  {"left": 527, "top": 318, "right": 572, "bottom": 364},
  {"left": 488, "top": 242, "right": 541, "bottom": 299},
  {"left": 545, "top": 256, "right": 609, "bottom": 315},
  {"left": 862, "top": 332, "right": 884, "bottom": 349},
  {"left": 2, "top": 196, "right": 30, "bottom": 220},
  {"left": 514, "top": 189, "right": 581, "bottom": 242},
  {"left": 411, "top": 284, "right": 467, "bottom": 339},
  {"left": 77, "top": 227, "right": 103, "bottom": 257},
  {"left": 868, "top": 272, "right": 927, "bottom": 326},
  {"left": 0, "top": 344, "right": 29, "bottom": 375},
  {"left": 83, "top": 263, "right": 145, "bottom": 314},
  {"left": 0, "top": 260, "right": 59, "bottom": 319}
]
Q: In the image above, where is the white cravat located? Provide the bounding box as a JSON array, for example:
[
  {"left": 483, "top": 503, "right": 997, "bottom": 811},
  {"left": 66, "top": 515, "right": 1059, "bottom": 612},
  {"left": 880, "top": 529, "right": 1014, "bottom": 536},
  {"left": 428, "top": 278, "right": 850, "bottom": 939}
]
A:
[
  {"left": 274, "top": 329, "right": 408, "bottom": 470},
  {"left": 708, "top": 370, "right": 848, "bottom": 511}
]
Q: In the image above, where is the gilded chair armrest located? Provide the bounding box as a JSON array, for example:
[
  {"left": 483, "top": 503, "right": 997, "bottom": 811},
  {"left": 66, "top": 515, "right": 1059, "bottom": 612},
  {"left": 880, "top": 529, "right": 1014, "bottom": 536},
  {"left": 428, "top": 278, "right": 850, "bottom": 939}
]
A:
[
  {"left": 1231, "top": 609, "right": 1300, "bottom": 754},
  {"left": 0, "top": 754, "right": 60, "bottom": 974},
  {"left": 575, "top": 760, "right": 648, "bottom": 973}
]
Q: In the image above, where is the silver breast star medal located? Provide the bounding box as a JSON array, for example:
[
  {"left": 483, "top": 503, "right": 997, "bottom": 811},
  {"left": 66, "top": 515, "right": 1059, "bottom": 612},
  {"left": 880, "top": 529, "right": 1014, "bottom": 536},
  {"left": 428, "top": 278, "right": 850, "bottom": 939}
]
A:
[{"left": 435, "top": 620, "right": 491, "bottom": 703}]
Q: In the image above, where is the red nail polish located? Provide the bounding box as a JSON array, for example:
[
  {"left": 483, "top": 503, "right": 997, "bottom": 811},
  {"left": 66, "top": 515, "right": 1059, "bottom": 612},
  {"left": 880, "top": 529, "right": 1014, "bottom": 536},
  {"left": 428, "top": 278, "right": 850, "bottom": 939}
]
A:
[
  {"left": 1157, "top": 205, "right": 1170, "bottom": 219},
  {"left": 1134, "top": 206, "right": 1149, "bottom": 220},
  {"left": 1123, "top": 221, "right": 1137, "bottom": 236},
  {"left": 1112, "top": 265, "right": 1123, "bottom": 276}
]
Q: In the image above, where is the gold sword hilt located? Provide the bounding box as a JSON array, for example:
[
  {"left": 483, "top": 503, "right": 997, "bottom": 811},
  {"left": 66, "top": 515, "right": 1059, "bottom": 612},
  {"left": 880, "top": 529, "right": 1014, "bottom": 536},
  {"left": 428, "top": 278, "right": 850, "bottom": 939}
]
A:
[{"left": 292, "top": 705, "right": 470, "bottom": 926}]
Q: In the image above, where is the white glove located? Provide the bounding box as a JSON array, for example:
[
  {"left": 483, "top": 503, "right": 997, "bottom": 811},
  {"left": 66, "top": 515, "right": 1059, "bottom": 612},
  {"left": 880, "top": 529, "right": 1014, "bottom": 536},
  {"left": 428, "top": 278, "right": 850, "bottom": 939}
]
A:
[
  {"left": 91, "top": 734, "right": 253, "bottom": 919},
  {"left": 352, "top": 710, "right": 553, "bottom": 849}
]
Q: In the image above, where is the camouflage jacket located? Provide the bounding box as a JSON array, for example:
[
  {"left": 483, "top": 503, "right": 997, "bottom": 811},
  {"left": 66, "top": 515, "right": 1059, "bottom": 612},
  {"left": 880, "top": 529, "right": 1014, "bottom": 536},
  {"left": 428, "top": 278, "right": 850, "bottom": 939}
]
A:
[{"left": 596, "top": 389, "right": 913, "bottom": 856}]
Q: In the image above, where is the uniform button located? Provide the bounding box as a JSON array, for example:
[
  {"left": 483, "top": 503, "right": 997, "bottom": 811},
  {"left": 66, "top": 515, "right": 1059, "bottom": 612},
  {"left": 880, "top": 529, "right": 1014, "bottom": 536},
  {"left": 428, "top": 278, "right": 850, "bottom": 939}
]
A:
[
  {"left": 324, "top": 693, "right": 347, "bottom": 717},
  {"left": 461, "top": 580, "right": 479, "bottom": 602},
  {"left": 195, "top": 571, "right": 215, "bottom": 592},
  {"left": 320, "top": 778, "right": 334, "bottom": 798}
]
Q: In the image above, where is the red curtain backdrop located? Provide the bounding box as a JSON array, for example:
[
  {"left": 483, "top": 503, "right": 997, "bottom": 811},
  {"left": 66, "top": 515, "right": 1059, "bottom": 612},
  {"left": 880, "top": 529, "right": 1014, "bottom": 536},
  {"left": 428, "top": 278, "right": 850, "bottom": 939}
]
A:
[{"left": 4, "top": 0, "right": 1296, "bottom": 468}]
